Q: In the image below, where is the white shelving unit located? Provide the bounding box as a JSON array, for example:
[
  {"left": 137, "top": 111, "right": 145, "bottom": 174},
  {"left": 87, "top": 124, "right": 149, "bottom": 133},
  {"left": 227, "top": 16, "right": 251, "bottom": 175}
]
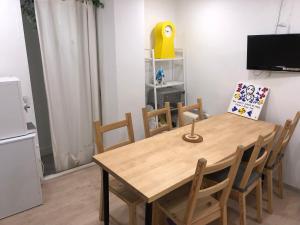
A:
[
  {"left": 145, "top": 81, "right": 185, "bottom": 89},
  {"left": 145, "top": 49, "right": 187, "bottom": 112}
]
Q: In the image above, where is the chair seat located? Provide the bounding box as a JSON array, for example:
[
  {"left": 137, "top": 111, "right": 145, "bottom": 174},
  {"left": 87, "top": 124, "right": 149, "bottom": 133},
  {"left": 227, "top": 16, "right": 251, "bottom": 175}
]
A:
[
  {"left": 109, "top": 177, "right": 141, "bottom": 204},
  {"left": 242, "top": 146, "right": 265, "bottom": 162},
  {"left": 158, "top": 183, "right": 220, "bottom": 225},
  {"left": 206, "top": 163, "right": 261, "bottom": 192}
]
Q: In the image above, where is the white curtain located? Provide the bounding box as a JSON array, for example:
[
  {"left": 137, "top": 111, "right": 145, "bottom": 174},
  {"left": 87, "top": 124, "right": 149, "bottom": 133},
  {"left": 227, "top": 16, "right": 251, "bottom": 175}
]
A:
[{"left": 35, "top": 0, "right": 100, "bottom": 172}]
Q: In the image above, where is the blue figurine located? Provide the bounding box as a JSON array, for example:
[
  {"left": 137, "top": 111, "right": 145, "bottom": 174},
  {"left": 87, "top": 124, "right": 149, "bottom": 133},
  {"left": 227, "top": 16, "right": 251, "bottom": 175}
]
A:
[{"left": 156, "top": 67, "right": 165, "bottom": 85}]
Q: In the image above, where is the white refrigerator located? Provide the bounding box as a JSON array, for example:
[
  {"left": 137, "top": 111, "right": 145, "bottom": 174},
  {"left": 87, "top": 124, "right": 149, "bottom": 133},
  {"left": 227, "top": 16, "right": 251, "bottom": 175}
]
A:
[{"left": 0, "top": 77, "right": 43, "bottom": 219}]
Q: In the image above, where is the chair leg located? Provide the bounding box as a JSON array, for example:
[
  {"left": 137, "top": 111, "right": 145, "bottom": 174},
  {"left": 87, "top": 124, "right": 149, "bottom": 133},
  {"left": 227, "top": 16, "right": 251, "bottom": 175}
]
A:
[
  {"left": 128, "top": 204, "right": 137, "bottom": 225},
  {"left": 278, "top": 160, "right": 284, "bottom": 199},
  {"left": 266, "top": 170, "right": 273, "bottom": 214},
  {"left": 220, "top": 206, "right": 227, "bottom": 225},
  {"left": 153, "top": 203, "right": 168, "bottom": 225},
  {"left": 159, "top": 209, "right": 168, "bottom": 225},
  {"left": 256, "top": 179, "right": 263, "bottom": 223},
  {"left": 152, "top": 202, "right": 160, "bottom": 225},
  {"left": 238, "top": 193, "right": 247, "bottom": 225}
]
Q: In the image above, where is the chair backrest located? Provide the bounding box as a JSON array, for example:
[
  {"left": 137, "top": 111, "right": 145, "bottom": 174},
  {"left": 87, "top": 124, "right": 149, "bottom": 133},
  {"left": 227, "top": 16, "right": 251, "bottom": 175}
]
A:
[
  {"left": 289, "top": 111, "right": 300, "bottom": 138},
  {"left": 183, "top": 146, "right": 244, "bottom": 225},
  {"left": 237, "top": 125, "right": 279, "bottom": 190},
  {"left": 142, "top": 102, "right": 172, "bottom": 138},
  {"left": 177, "top": 98, "right": 204, "bottom": 127},
  {"left": 94, "top": 113, "right": 135, "bottom": 154},
  {"left": 266, "top": 111, "right": 300, "bottom": 168}
]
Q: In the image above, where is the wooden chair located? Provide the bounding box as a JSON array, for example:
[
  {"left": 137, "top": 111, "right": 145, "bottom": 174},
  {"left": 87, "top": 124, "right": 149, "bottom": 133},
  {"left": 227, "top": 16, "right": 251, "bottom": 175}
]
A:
[
  {"left": 153, "top": 146, "right": 244, "bottom": 225},
  {"left": 177, "top": 98, "right": 204, "bottom": 127},
  {"left": 207, "top": 126, "right": 279, "bottom": 225},
  {"left": 94, "top": 113, "right": 141, "bottom": 225},
  {"left": 263, "top": 112, "right": 300, "bottom": 213},
  {"left": 94, "top": 113, "right": 135, "bottom": 154},
  {"left": 142, "top": 102, "right": 172, "bottom": 138}
]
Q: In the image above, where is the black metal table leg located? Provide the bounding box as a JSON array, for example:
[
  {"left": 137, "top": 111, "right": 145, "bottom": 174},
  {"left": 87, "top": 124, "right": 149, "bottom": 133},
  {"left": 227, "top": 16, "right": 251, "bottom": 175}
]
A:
[
  {"left": 102, "top": 170, "right": 109, "bottom": 225},
  {"left": 145, "top": 202, "right": 153, "bottom": 225}
]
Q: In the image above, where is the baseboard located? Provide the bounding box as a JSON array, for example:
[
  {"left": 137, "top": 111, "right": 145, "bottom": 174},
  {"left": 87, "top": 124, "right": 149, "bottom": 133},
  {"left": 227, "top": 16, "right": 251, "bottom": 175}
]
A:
[
  {"left": 271, "top": 177, "right": 300, "bottom": 193},
  {"left": 284, "top": 182, "right": 300, "bottom": 193},
  {"left": 42, "top": 162, "right": 96, "bottom": 183}
]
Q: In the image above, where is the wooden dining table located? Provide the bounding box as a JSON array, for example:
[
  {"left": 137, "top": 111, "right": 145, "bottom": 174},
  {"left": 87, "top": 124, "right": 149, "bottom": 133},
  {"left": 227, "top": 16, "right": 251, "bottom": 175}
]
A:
[{"left": 93, "top": 113, "right": 276, "bottom": 225}]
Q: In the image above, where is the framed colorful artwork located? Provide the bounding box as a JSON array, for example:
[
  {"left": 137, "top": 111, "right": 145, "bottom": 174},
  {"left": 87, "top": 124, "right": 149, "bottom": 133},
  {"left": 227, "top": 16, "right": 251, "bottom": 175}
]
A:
[{"left": 228, "top": 82, "right": 270, "bottom": 120}]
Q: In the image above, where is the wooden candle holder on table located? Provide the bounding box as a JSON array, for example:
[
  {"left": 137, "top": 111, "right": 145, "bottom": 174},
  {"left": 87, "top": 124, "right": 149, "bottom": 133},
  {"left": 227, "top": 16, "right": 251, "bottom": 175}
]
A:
[{"left": 182, "top": 119, "right": 203, "bottom": 143}]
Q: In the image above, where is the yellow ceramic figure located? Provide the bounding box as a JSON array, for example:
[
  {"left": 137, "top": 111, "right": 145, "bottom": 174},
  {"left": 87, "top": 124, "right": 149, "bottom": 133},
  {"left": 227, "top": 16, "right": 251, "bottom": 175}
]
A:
[{"left": 154, "top": 21, "right": 176, "bottom": 59}]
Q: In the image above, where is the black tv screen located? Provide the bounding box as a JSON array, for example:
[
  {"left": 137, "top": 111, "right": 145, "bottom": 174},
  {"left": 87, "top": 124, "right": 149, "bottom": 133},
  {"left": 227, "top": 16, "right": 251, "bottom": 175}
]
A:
[{"left": 247, "top": 34, "right": 300, "bottom": 72}]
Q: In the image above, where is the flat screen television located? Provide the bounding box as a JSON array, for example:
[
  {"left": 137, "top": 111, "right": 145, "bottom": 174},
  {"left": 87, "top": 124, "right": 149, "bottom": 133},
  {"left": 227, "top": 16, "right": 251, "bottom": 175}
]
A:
[{"left": 247, "top": 34, "right": 300, "bottom": 72}]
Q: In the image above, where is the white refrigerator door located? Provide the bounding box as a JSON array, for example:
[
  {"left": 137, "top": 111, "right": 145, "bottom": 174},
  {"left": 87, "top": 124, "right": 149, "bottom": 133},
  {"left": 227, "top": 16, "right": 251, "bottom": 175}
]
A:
[
  {"left": 0, "top": 133, "right": 43, "bottom": 219},
  {"left": 0, "top": 77, "right": 27, "bottom": 140}
]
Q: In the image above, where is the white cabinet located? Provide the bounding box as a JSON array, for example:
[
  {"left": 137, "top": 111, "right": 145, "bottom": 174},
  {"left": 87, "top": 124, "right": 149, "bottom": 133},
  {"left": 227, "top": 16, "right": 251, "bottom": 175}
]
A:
[
  {"left": 0, "top": 77, "right": 27, "bottom": 140},
  {"left": 0, "top": 133, "right": 42, "bottom": 219},
  {"left": 0, "top": 77, "right": 43, "bottom": 218}
]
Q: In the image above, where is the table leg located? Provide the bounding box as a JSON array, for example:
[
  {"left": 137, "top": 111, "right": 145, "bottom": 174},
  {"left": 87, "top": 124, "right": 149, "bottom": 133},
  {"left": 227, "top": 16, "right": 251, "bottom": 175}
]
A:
[
  {"left": 145, "top": 202, "right": 152, "bottom": 225},
  {"left": 102, "top": 170, "right": 109, "bottom": 225}
]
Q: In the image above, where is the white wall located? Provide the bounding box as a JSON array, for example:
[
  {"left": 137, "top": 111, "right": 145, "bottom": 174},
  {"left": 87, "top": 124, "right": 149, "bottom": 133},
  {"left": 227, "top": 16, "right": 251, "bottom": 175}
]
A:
[
  {"left": 97, "top": 0, "right": 119, "bottom": 128},
  {"left": 178, "top": 0, "right": 300, "bottom": 188},
  {"left": 0, "top": 0, "right": 36, "bottom": 125},
  {"left": 98, "top": 0, "right": 145, "bottom": 142},
  {"left": 114, "top": 0, "right": 146, "bottom": 140}
]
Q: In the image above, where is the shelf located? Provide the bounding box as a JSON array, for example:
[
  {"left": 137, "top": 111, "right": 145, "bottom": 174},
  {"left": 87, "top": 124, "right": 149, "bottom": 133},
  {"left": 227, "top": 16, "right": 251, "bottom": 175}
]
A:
[
  {"left": 145, "top": 48, "right": 186, "bottom": 123},
  {"left": 146, "top": 81, "right": 184, "bottom": 89},
  {"left": 145, "top": 57, "right": 184, "bottom": 62}
]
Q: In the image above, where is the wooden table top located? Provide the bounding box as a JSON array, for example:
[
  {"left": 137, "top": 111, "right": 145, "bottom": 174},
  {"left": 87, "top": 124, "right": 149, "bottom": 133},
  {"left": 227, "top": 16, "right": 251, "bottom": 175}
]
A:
[{"left": 93, "top": 113, "right": 276, "bottom": 203}]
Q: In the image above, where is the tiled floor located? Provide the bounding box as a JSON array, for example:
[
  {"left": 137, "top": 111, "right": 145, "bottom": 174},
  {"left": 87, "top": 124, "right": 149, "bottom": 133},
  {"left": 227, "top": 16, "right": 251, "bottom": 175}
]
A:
[{"left": 1, "top": 165, "right": 300, "bottom": 225}]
